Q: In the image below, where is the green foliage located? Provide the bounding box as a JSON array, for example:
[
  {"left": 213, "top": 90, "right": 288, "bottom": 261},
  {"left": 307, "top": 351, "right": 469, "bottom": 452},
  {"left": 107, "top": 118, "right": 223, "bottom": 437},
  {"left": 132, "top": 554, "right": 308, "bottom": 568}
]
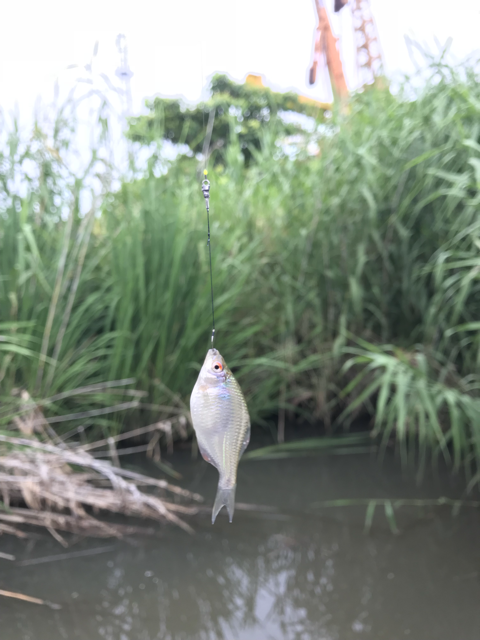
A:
[
  {"left": 126, "top": 73, "right": 327, "bottom": 165},
  {"left": 0, "top": 105, "right": 133, "bottom": 433},
  {"left": 1, "top": 59, "right": 480, "bottom": 482},
  {"left": 339, "top": 341, "right": 480, "bottom": 479}
]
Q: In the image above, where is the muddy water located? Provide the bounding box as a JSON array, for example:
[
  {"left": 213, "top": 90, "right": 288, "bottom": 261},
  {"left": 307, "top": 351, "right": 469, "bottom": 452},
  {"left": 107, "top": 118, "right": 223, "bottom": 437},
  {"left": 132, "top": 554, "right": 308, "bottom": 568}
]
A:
[{"left": 1, "top": 447, "right": 480, "bottom": 640}]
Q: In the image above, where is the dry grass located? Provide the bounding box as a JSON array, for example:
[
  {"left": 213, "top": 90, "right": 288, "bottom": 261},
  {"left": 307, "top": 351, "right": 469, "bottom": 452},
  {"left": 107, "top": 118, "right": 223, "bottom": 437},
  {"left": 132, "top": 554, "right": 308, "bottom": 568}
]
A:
[{"left": 0, "top": 428, "right": 203, "bottom": 540}]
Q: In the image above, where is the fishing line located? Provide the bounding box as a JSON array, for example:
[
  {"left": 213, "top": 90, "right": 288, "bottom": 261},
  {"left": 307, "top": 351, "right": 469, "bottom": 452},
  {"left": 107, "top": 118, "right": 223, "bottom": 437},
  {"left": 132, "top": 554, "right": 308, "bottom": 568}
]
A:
[
  {"left": 199, "top": 9, "right": 216, "bottom": 349},
  {"left": 201, "top": 111, "right": 216, "bottom": 348},
  {"left": 201, "top": 173, "right": 215, "bottom": 348},
  {"left": 200, "top": 9, "right": 205, "bottom": 144}
]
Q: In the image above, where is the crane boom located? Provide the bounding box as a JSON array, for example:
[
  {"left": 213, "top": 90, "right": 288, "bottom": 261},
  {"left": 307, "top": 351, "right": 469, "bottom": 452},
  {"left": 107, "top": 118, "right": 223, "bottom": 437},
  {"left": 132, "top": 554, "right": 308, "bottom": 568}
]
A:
[
  {"left": 308, "top": 0, "right": 383, "bottom": 100},
  {"left": 308, "top": 0, "right": 349, "bottom": 100}
]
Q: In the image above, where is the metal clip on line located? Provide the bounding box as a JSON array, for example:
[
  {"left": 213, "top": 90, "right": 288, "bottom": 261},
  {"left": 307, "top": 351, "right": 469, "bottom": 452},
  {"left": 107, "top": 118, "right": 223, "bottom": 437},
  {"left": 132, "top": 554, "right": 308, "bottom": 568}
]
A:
[{"left": 201, "top": 179, "right": 210, "bottom": 213}]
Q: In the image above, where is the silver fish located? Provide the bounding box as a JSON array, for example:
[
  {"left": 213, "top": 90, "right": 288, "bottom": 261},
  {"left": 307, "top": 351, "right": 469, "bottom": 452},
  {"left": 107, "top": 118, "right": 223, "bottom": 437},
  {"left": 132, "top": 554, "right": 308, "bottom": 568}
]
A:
[{"left": 190, "top": 348, "right": 250, "bottom": 523}]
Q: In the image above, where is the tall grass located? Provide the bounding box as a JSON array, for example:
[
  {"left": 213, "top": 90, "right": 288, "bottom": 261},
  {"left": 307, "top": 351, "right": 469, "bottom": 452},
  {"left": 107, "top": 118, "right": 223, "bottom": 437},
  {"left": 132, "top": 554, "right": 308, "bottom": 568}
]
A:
[{"left": 0, "top": 59, "right": 479, "bottom": 480}]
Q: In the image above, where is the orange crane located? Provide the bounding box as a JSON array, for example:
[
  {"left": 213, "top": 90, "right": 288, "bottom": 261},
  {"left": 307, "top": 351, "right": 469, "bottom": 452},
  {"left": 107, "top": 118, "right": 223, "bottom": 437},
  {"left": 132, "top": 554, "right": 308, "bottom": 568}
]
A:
[
  {"left": 309, "top": 0, "right": 349, "bottom": 99},
  {"left": 309, "top": 0, "right": 383, "bottom": 98}
]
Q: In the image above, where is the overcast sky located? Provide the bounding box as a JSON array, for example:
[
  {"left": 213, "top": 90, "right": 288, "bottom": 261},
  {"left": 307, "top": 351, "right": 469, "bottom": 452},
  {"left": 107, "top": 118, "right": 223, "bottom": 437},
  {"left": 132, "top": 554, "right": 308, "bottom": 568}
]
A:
[{"left": 1, "top": 0, "right": 479, "bottom": 121}]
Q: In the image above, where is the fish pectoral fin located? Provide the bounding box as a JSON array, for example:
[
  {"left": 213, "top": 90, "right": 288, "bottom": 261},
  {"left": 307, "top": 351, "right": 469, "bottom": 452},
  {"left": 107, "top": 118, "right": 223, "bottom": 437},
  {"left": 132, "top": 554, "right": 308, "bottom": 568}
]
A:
[{"left": 212, "top": 483, "right": 236, "bottom": 524}]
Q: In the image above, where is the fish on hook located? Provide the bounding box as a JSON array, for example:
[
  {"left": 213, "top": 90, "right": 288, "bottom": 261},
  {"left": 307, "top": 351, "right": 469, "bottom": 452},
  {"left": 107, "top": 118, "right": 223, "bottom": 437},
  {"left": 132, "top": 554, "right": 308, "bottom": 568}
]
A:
[{"left": 190, "top": 348, "right": 250, "bottom": 523}]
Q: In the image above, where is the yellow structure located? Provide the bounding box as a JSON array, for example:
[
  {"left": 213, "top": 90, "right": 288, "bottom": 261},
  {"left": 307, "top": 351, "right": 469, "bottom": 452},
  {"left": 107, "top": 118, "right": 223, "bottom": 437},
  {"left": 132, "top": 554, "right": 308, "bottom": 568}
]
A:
[{"left": 244, "top": 74, "right": 331, "bottom": 112}]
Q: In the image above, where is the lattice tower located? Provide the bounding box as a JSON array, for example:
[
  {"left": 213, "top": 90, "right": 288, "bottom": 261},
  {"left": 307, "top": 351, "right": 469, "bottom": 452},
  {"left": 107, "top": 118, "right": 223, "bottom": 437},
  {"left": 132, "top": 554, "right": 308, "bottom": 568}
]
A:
[{"left": 349, "top": 0, "right": 383, "bottom": 85}]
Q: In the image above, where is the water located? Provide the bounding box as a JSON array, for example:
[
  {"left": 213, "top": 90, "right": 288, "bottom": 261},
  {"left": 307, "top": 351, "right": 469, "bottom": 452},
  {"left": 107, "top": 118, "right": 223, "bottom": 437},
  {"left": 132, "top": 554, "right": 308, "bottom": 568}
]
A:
[{"left": 1, "top": 446, "right": 480, "bottom": 640}]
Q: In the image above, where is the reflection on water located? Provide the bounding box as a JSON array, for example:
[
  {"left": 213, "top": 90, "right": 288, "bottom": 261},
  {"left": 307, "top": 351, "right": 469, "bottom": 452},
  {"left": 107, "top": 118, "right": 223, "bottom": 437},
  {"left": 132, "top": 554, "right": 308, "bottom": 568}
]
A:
[{"left": 1, "top": 450, "right": 480, "bottom": 640}]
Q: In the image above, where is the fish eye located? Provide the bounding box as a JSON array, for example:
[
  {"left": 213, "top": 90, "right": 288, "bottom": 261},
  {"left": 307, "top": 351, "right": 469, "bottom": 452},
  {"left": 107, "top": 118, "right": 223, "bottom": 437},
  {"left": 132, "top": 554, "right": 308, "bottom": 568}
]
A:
[{"left": 212, "top": 361, "right": 223, "bottom": 372}]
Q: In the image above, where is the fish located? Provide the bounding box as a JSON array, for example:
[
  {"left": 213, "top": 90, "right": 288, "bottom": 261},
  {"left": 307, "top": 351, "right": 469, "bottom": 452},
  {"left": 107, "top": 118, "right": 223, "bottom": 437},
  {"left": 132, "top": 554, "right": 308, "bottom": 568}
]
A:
[{"left": 190, "top": 348, "right": 250, "bottom": 523}]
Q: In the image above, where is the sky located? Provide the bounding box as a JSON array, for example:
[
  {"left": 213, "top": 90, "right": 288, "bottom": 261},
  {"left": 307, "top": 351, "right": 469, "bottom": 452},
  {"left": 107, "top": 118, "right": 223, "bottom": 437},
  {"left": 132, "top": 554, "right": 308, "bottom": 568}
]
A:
[{"left": 1, "top": 0, "right": 480, "bottom": 122}]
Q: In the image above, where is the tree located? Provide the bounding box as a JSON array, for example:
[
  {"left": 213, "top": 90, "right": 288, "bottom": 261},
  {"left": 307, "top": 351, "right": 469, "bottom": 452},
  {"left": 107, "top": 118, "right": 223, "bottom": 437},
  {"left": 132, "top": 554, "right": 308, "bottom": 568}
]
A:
[{"left": 126, "top": 74, "right": 328, "bottom": 165}]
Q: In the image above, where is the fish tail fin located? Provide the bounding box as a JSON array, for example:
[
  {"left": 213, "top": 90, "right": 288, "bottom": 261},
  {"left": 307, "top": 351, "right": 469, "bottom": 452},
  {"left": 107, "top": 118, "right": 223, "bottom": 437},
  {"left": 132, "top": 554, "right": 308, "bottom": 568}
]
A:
[{"left": 212, "top": 483, "right": 236, "bottom": 524}]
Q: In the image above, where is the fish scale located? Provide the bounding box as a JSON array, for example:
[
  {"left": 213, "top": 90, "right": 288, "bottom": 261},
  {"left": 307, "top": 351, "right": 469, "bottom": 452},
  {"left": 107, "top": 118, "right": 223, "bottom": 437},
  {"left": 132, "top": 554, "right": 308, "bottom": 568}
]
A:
[{"left": 190, "top": 348, "right": 250, "bottom": 523}]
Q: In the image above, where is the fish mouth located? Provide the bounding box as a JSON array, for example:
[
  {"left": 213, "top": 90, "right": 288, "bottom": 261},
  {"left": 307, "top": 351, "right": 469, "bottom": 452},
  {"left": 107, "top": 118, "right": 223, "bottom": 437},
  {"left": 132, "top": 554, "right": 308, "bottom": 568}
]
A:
[{"left": 208, "top": 348, "right": 219, "bottom": 356}]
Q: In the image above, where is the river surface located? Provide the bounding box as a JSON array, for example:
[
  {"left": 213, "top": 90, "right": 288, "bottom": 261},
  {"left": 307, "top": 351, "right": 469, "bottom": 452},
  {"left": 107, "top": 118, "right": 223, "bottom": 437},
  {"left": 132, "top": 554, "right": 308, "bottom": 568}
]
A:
[{"left": 1, "top": 443, "right": 480, "bottom": 640}]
